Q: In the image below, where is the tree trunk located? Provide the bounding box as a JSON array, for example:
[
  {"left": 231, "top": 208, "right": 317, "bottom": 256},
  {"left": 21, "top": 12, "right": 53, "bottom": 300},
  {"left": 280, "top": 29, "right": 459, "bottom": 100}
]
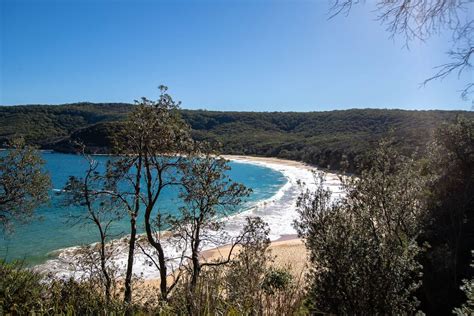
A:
[
  {"left": 144, "top": 207, "right": 168, "bottom": 300},
  {"left": 124, "top": 216, "right": 137, "bottom": 306},
  {"left": 190, "top": 224, "right": 201, "bottom": 292},
  {"left": 188, "top": 222, "right": 201, "bottom": 314},
  {"left": 100, "top": 237, "right": 112, "bottom": 303},
  {"left": 158, "top": 245, "right": 168, "bottom": 300}
]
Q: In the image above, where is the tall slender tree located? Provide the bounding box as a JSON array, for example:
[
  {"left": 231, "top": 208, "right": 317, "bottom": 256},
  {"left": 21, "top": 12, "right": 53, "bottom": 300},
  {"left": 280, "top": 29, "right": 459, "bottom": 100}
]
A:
[
  {"left": 63, "top": 151, "right": 121, "bottom": 303},
  {"left": 168, "top": 153, "right": 251, "bottom": 311},
  {"left": 106, "top": 86, "right": 193, "bottom": 304}
]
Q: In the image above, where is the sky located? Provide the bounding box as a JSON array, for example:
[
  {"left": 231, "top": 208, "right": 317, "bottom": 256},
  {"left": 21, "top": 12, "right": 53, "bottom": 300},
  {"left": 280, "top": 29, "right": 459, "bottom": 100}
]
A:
[{"left": 1, "top": 0, "right": 472, "bottom": 111}]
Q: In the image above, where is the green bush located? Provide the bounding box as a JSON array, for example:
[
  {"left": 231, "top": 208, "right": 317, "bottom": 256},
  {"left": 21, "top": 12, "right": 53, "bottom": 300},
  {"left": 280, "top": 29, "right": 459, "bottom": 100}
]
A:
[
  {"left": 262, "top": 268, "right": 293, "bottom": 295},
  {"left": 0, "top": 260, "right": 45, "bottom": 314}
]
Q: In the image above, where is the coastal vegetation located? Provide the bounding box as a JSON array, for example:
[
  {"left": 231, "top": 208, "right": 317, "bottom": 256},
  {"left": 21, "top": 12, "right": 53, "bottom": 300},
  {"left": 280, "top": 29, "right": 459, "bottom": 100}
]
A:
[
  {"left": 0, "top": 138, "right": 50, "bottom": 232},
  {"left": 2, "top": 0, "right": 472, "bottom": 313},
  {"left": 62, "top": 153, "right": 122, "bottom": 304},
  {"left": 1, "top": 103, "right": 473, "bottom": 173},
  {"left": 295, "top": 142, "right": 428, "bottom": 314},
  {"left": 1, "top": 87, "right": 472, "bottom": 314}
]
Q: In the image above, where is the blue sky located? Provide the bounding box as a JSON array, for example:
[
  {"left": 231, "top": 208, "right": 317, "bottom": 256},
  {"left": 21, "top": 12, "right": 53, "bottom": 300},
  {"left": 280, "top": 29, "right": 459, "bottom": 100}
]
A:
[{"left": 1, "top": 0, "right": 472, "bottom": 111}]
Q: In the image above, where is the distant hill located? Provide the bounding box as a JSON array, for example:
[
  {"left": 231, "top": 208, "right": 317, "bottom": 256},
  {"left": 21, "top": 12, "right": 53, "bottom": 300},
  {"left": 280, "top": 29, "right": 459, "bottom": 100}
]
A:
[
  {"left": 1, "top": 103, "right": 472, "bottom": 172},
  {"left": 0, "top": 103, "right": 132, "bottom": 145}
]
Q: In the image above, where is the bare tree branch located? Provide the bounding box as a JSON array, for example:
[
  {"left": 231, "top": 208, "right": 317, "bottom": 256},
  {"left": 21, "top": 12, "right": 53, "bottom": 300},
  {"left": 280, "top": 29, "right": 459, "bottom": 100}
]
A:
[{"left": 330, "top": 0, "right": 473, "bottom": 100}]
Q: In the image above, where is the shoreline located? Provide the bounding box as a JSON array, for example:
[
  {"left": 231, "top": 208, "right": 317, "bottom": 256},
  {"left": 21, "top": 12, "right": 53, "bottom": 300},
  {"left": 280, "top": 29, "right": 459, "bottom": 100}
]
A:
[
  {"left": 193, "top": 156, "right": 342, "bottom": 280},
  {"left": 36, "top": 155, "right": 342, "bottom": 280}
]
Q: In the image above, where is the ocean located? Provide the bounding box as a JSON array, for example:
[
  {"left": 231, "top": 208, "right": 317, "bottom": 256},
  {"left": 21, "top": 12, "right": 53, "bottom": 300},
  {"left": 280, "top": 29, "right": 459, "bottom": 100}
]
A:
[{"left": 0, "top": 152, "right": 287, "bottom": 266}]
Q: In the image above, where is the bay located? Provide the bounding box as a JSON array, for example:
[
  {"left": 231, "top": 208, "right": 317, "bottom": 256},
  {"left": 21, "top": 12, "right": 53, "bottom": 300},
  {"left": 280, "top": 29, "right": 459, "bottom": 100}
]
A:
[{"left": 0, "top": 152, "right": 287, "bottom": 265}]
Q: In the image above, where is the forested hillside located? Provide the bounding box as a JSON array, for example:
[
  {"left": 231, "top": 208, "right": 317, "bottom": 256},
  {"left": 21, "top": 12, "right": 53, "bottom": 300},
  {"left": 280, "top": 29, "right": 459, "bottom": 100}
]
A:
[
  {"left": 1, "top": 103, "right": 472, "bottom": 172},
  {"left": 0, "top": 103, "right": 131, "bottom": 145}
]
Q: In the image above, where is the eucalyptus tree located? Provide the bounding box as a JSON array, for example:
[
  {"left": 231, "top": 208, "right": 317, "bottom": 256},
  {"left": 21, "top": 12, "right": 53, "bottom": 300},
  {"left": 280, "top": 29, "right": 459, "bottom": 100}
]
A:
[
  {"left": 106, "top": 86, "right": 193, "bottom": 304},
  {"left": 0, "top": 138, "right": 50, "bottom": 233},
  {"left": 171, "top": 216, "right": 282, "bottom": 315},
  {"left": 62, "top": 151, "right": 121, "bottom": 303},
  {"left": 168, "top": 152, "right": 251, "bottom": 308},
  {"left": 294, "top": 140, "right": 428, "bottom": 314}
]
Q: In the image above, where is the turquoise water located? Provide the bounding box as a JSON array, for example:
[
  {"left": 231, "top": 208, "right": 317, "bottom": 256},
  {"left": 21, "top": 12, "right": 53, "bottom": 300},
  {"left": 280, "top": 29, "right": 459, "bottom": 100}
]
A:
[{"left": 0, "top": 152, "right": 286, "bottom": 265}]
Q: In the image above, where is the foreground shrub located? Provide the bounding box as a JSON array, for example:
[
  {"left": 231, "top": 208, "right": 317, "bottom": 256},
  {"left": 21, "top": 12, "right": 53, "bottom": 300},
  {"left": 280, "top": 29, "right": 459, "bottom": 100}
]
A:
[
  {"left": 0, "top": 260, "right": 126, "bottom": 315},
  {"left": 0, "top": 260, "right": 45, "bottom": 314},
  {"left": 295, "top": 141, "right": 428, "bottom": 314}
]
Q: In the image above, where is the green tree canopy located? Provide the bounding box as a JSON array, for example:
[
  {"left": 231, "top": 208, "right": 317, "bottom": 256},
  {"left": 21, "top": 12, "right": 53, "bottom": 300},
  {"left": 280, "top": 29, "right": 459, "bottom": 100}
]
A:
[{"left": 0, "top": 139, "right": 51, "bottom": 232}]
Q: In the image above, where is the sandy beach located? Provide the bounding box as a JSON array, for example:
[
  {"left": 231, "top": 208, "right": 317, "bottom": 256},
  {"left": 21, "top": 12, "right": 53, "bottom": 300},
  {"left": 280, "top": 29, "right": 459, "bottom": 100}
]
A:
[
  {"left": 201, "top": 234, "right": 307, "bottom": 276},
  {"left": 137, "top": 235, "right": 308, "bottom": 297},
  {"left": 195, "top": 155, "right": 342, "bottom": 278},
  {"left": 38, "top": 155, "right": 342, "bottom": 281},
  {"left": 141, "top": 155, "right": 341, "bottom": 283}
]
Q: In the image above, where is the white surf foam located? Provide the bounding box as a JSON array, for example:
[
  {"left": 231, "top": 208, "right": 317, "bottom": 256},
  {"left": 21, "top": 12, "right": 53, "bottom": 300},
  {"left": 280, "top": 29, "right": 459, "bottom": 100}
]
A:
[{"left": 36, "top": 157, "right": 343, "bottom": 280}]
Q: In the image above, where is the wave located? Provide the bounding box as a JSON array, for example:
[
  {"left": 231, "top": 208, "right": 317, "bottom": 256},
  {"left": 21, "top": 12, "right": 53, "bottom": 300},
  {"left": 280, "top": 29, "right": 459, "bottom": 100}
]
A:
[{"left": 35, "top": 157, "right": 343, "bottom": 280}]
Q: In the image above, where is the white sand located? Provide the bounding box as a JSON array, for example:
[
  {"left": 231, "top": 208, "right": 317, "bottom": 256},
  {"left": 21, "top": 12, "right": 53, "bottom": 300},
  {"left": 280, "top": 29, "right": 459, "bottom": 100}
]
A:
[{"left": 221, "top": 155, "right": 343, "bottom": 240}]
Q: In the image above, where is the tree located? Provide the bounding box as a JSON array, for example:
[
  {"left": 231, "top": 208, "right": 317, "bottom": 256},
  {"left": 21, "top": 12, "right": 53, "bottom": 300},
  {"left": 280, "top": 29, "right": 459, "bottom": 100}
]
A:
[
  {"left": 331, "top": 0, "right": 473, "bottom": 100},
  {"left": 166, "top": 216, "right": 304, "bottom": 315},
  {"left": 294, "top": 140, "right": 428, "bottom": 314},
  {"left": 453, "top": 252, "right": 474, "bottom": 315},
  {"left": 224, "top": 216, "right": 273, "bottom": 314},
  {"left": 62, "top": 151, "right": 121, "bottom": 303},
  {"left": 168, "top": 153, "right": 251, "bottom": 312},
  {"left": 0, "top": 138, "right": 50, "bottom": 232},
  {"left": 105, "top": 86, "right": 193, "bottom": 304},
  {"left": 419, "top": 116, "right": 474, "bottom": 313}
]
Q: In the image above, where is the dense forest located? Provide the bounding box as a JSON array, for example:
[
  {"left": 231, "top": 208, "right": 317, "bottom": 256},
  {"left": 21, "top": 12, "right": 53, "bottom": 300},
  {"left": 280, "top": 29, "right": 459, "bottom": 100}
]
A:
[{"left": 1, "top": 103, "right": 472, "bottom": 172}]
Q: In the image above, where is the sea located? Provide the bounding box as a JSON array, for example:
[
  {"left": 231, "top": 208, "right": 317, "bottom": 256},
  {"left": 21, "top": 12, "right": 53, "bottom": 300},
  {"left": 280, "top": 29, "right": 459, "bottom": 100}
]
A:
[{"left": 0, "top": 152, "right": 288, "bottom": 266}]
